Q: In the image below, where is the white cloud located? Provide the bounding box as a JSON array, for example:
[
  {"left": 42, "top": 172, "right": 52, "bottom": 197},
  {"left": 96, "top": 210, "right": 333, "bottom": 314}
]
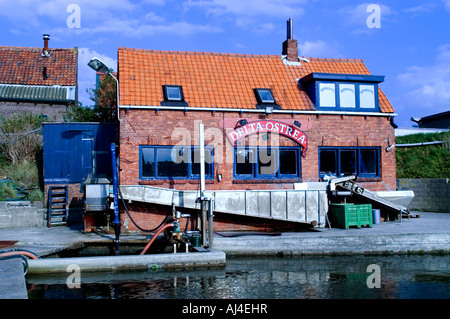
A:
[
  {"left": 443, "top": 0, "right": 450, "bottom": 11},
  {"left": 183, "top": 0, "right": 305, "bottom": 18},
  {"left": 403, "top": 3, "right": 437, "bottom": 16},
  {"left": 298, "top": 40, "right": 342, "bottom": 59},
  {"left": 338, "top": 3, "right": 394, "bottom": 34},
  {"left": 0, "top": 0, "right": 135, "bottom": 23},
  {"left": 0, "top": 0, "right": 220, "bottom": 38},
  {"left": 396, "top": 44, "right": 450, "bottom": 112}
]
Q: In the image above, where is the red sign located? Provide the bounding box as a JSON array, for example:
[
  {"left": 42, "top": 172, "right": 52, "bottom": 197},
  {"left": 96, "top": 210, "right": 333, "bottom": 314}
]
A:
[{"left": 226, "top": 120, "right": 308, "bottom": 157}]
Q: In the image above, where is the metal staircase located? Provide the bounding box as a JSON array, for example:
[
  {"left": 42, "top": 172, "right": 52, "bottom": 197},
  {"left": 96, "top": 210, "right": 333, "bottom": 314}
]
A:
[{"left": 47, "top": 186, "right": 69, "bottom": 227}]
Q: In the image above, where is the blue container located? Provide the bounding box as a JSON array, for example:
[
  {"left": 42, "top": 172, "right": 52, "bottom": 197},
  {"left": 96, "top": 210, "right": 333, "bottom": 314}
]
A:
[{"left": 372, "top": 209, "right": 381, "bottom": 224}]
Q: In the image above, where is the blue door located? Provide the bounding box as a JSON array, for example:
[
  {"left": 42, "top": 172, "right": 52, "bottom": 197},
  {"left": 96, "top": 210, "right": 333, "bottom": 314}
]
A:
[{"left": 68, "top": 130, "right": 93, "bottom": 183}]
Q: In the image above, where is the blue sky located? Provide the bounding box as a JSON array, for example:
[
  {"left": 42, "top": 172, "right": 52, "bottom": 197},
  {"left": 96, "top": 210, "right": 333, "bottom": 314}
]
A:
[{"left": 1, "top": 0, "right": 449, "bottom": 127}]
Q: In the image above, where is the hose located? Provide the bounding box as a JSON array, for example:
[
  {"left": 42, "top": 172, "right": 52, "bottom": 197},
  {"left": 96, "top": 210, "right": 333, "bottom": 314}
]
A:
[
  {"left": 0, "top": 249, "right": 40, "bottom": 259},
  {"left": 118, "top": 185, "right": 171, "bottom": 233},
  {"left": 139, "top": 223, "right": 175, "bottom": 255},
  {"left": 0, "top": 255, "right": 29, "bottom": 275},
  {"left": 0, "top": 249, "right": 40, "bottom": 276}
]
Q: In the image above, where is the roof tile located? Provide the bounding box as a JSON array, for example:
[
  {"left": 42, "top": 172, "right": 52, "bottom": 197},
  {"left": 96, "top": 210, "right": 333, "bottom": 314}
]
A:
[
  {"left": 0, "top": 46, "right": 77, "bottom": 87},
  {"left": 118, "top": 48, "right": 394, "bottom": 113}
]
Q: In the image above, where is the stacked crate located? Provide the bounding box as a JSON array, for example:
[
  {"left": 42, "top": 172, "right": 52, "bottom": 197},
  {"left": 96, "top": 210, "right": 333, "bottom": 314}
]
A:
[{"left": 329, "top": 203, "right": 373, "bottom": 229}]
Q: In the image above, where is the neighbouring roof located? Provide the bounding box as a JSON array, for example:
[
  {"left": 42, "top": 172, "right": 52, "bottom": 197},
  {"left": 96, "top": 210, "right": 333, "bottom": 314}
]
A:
[
  {"left": 0, "top": 46, "right": 78, "bottom": 87},
  {"left": 0, "top": 84, "right": 76, "bottom": 103},
  {"left": 118, "top": 47, "right": 394, "bottom": 113}
]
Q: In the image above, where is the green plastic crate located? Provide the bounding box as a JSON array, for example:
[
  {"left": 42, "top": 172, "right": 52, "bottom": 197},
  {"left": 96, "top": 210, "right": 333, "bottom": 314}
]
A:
[{"left": 329, "top": 203, "right": 373, "bottom": 229}]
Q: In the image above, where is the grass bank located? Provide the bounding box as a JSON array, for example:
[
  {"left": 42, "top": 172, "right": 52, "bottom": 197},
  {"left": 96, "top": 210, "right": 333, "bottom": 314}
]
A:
[{"left": 396, "top": 132, "right": 450, "bottom": 178}]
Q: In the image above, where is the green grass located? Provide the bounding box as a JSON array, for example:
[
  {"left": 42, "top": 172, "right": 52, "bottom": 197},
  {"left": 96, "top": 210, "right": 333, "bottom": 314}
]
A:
[
  {"left": 395, "top": 132, "right": 450, "bottom": 178},
  {"left": 0, "top": 157, "right": 43, "bottom": 202}
]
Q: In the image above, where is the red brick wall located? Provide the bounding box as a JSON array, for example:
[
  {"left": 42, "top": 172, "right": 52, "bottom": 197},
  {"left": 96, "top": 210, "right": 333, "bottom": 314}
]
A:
[
  {"left": 116, "top": 109, "right": 396, "bottom": 232},
  {"left": 119, "top": 109, "right": 396, "bottom": 191},
  {"left": 119, "top": 202, "right": 310, "bottom": 233},
  {"left": 44, "top": 183, "right": 84, "bottom": 208}
]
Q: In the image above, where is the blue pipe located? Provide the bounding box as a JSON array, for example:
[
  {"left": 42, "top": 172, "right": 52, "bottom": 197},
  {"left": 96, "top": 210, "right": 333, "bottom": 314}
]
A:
[{"left": 111, "top": 143, "right": 120, "bottom": 255}]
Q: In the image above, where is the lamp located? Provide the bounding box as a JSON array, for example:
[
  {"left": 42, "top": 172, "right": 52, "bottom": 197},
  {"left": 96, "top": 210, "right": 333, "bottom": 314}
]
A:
[{"left": 88, "top": 57, "right": 120, "bottom": 121}]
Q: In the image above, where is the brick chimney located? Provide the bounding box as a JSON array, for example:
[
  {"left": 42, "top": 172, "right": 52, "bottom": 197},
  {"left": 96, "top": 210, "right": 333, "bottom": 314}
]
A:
[
  {"left": 282, "top": 18, "right": 298, "bottom": 62},
  {"left": 42, "top": 34, "right": 50, "bottom": 57}
]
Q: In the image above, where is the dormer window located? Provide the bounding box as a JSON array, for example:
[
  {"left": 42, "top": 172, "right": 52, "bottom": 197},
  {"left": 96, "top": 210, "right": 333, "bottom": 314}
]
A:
[
  {"left": 300, "top": 73, "right": 384, "bottom": 112},
  {"left": 254, "top": 88, "right": 281, "bottom": 110},
  {"left": 161, "top": 85, "right": 188, "bottom": 106}
]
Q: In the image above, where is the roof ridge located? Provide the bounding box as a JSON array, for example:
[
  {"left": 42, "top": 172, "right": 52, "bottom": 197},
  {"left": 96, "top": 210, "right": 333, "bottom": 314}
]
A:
[
  {"left": 118, "top": 48, "right": 365, "bottom": 63},
  {"left": 307, "top": 57, "right": 364, "bottom": 63},
  {"left": 118, "top": 47, "right": 278, "bottom": 59},
  {"left": 0, "top": 46, "right": 74, "bottom": 51}
]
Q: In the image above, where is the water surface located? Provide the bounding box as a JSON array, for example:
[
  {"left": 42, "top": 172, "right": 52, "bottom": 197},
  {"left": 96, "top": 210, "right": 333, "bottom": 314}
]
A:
[{"left": 27, "top": 254, "right": 450, "bottom": 299}]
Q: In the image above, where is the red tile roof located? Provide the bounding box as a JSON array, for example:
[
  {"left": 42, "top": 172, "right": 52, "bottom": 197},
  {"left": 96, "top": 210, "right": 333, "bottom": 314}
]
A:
[
  {"left": 0, "top": 46, "right": 77, "bottom": 87},
  {"left": 118, "top": 48, "right": 394, "bottom": 113}
]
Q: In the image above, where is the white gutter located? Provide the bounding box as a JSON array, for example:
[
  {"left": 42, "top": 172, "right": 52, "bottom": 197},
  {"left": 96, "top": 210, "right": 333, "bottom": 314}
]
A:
[{"left": 119, "top": 104, "right": 397, "bottom": 117}]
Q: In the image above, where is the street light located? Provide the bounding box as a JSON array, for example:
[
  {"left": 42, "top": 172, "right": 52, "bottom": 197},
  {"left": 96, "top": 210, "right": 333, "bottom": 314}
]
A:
[{"left": 87, "top": 57, "right": 120, "bottom": 121}]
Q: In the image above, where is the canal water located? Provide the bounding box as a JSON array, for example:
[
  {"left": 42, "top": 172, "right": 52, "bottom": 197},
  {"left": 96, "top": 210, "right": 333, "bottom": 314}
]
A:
[{"left": 27, "top": 254, "right": 449, "bottom": 299}]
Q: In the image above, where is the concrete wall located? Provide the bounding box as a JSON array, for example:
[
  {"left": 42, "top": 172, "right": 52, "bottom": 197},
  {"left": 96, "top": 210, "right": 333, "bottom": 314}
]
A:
[
  {"left": 0, "top": 101, "right": 68, "bottom": 122},
  {"left": 397, "top": 179, "right": 450, "bottom": 213},
  {"left": 0, "top": 201, "right": 46, "bottom": 228}
]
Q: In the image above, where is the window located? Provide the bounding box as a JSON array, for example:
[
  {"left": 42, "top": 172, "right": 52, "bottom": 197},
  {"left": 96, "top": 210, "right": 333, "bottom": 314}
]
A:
[
  {"left": 234, "top": 146, "right": 301, "bottom": 179},
  {"left": 318, "top": 83, "right": 336, "bottom": 107},
  {"left": 165, "top": 86, "right": 183, "bottom": 101},
  {"left": 339, "top": 84, "right": 356, "bottom": 108},
  {"left": 319, "top": 147, "right": 380, "bottom": 178},
  {"left": 140, "top": 145, "right": 213, "bottom": 179},
  {"left": 254, "top": 88, "right": 281, "bottom": 110},
  {"left": 161, "top": 85, "right": 188, "bottom": 106},
  {"left": 255, "top": 89, "right": 275, "bottom": 104},
  {"left": 359, "top": 85, "right": 376, "bottom": 109},
  {"left": 300, "top": 73, "right": 383, "bottom": 112}
]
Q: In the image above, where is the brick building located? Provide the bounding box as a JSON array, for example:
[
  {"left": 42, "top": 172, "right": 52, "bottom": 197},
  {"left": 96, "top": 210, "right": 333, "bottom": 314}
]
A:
[
  {"left": 0, "top": 34, "right": 78, "bottom": 121},
  {"left": 116, "top": 29, "right": 397, "bottom": 232}
]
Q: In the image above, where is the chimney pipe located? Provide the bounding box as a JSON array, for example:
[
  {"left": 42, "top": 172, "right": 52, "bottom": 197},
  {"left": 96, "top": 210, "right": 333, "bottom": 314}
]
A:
[
  {"left": 287, "top": 18, "right": 293, "bottom": 39},
  {"left": 282, "top": 19, "right": 298, "bottom": 62},
  {"left": 42, "top": 34, "right": 50, "bottom": 57}
]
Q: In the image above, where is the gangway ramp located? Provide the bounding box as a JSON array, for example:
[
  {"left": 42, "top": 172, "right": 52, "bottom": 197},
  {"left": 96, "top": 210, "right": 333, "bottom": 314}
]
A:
[
  {"left": 328, "top": 176, "right": 411, "bottom": 221},
  {"left": 116, "top": 185, "right": 329, "bottom": 227}
]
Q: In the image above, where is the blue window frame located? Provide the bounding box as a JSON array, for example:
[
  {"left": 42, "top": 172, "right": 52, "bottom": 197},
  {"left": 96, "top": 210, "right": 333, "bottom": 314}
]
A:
[
  {"left": 318, "top": 147, "right": 380, "bottom": 178},
  {"left": 140, "top": 145, "right": 214, "bottom": 180},
  {"left": 300, "top": 73, "right": 384, "bottom": 113},
  {"left": 314, "top": 82, "right": 380, "bottom": 111},
  {"left": 234, "top": 146, "right": 301, "bottom": 179}
]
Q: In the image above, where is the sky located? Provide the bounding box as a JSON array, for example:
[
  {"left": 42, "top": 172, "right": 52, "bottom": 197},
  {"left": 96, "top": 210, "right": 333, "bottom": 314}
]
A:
[{"left": 1, "top": 0, "right": 449, "bottom": 127}]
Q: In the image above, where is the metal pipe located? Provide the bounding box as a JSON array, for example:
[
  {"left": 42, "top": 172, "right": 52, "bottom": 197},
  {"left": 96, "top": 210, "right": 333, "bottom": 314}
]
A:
[
  {"left": 199, "top": 123, "right": 205, "bottom": 196},
  {"left": 109, "top": 72, "right": 121, "bottom": 122},
  {"left": 110, "top": 143, "right": 121, "bottom": 255},
  {"left": 208, "top": 199, "right": 214, "bottom": 249},
  {"left": 395, "top": 141, "right": 444, "bottom": 147}
]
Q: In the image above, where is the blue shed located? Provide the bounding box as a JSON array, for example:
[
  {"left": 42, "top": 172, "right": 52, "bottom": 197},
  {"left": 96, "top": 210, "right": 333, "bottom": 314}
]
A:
[{"left": 43, "top": 123, "right": 118, "bottom": 184}]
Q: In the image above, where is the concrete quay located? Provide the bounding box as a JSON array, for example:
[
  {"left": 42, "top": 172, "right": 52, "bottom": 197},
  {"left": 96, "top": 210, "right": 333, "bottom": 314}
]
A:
[
  {"left": 0, "top": 211, "right": 449, "bottom": 299},
  {"left": 214, "top": 211, "right": 450, "bottom": 256}
]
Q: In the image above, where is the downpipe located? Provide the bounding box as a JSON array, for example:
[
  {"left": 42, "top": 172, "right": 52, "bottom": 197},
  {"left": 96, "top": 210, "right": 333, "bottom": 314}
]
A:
[{"left": 111, "top": 143, "right": 121, "bottom": 255}]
